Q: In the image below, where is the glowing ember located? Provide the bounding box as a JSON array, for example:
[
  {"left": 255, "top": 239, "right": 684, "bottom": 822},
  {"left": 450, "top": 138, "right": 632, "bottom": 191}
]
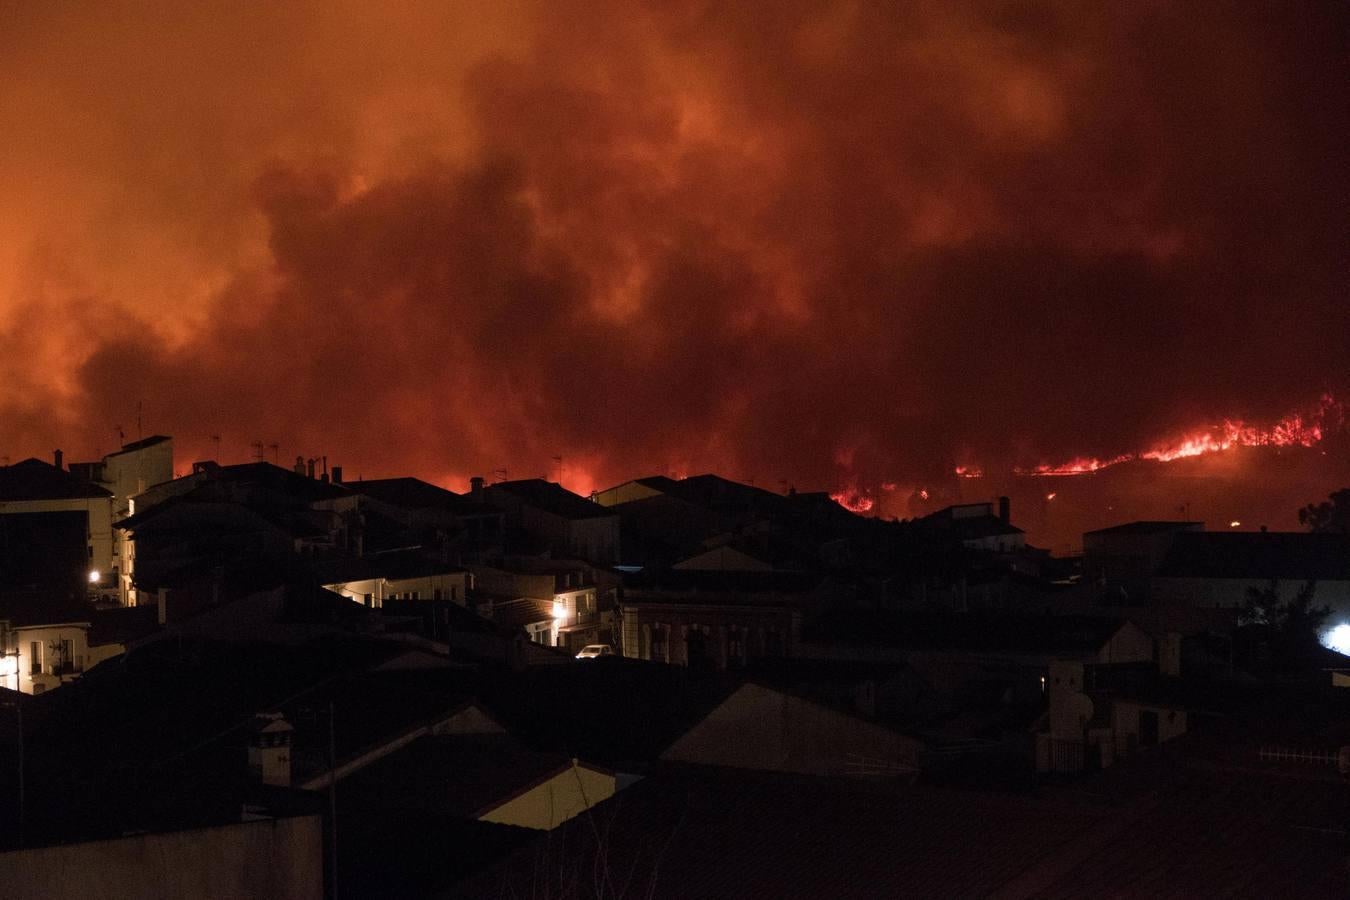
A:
[
  {"left": 954, "top": 465, "right": 984, "bottom": 479},
  {"left": 1045, "top": 492, "right": 1057, "bottom": 500},
  {"left": 918, "top": 489, "right": 930, "bottom": 500},
  {"left": 1229, "top": 520, "right": 1241, "bottom": 528}
]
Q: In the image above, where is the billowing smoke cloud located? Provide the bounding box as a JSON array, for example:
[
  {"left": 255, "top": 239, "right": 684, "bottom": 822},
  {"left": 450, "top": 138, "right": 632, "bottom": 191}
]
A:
[{"left": 2, "top": 1, "right": 1346, "bottom": 496}]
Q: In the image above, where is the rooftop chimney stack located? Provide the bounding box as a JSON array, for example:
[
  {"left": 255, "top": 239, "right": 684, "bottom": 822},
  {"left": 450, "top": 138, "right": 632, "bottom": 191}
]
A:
[
  {"left": 470, "top": 476, "right": 485, "bottom": 501},
  {"left": 248, "top": 713, "right": 294, "bottom": 787},
  {"left": 306, "top": 458, "right": 316, "bottom": 479},
  {"left": 53, "top": 449, "right": 63, "bottom": 471},
  {"left": 998, "top": 496, "right": 1011, "bottom": 524},
  {"left": 332, "top": 465, "right": 343, "bottom": 485}
]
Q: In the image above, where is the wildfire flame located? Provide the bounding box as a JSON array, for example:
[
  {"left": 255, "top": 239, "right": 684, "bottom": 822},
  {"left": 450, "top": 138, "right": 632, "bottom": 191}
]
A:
[
  {"left": 830, "top": 489, "right": 874, "bottom": 514},
  {"left": 1011, "top": 394, "right": 1340, "bottom": 477}
]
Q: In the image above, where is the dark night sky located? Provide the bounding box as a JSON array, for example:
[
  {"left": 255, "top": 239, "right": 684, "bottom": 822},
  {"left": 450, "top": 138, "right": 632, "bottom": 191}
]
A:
[{"left": 1, "top": 1, "right": 1346, "bottom": 499}]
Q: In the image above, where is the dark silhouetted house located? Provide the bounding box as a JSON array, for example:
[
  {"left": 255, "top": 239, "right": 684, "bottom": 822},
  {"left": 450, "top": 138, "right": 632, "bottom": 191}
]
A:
[
  {"left": 661, "top": 681, "right": 921, "bottom": 777},
  {"left": 0, "top": 457, "right": 113, "bottom": 594},
  {"left": 483, "top": 479, "right": 620, "bottom": 563},
  {"left": 1082, "top": 520, "right": 1204, "bottom": 604},
  {"left": 618, "top": 569, "right": 830, "bottom": 668},
  {"left": 345, "top": 476, "right": 505, "bottom": 561},
  {"left": 1152, "top": 530, "right": 1350, "bottom": 614},
  {"left": 592, "top": 475, "right": 681, "bottom": 507},
  {"left": 451, "top": 756, "right": 1350, "bottom": 899},
  {"left": 334, "top": 734, "right": 615, "bottom": 830},
  {"left": 0, "top": 592, "right": 128, "bottom": 694},
  {"left": 469, "top": 558, "right": 616, "bottom": 651},
  {"left": 914, "top": 500, "right": 1026, "bottom": 553}
]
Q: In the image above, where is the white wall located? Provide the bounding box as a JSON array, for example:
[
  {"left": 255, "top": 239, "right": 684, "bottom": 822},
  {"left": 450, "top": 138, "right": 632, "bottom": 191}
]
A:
[{"left": 10, "top": 623, "right": 96, "bottom": 694}]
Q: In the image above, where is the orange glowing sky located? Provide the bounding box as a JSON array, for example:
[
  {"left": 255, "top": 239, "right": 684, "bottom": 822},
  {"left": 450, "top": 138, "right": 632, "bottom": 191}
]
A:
[{"left": 1, "top": 1, "right": 1346, "bottom": 499}]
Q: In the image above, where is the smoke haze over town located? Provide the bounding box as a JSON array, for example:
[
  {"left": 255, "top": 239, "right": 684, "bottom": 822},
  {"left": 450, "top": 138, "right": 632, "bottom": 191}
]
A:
[{"left": 3, "top": 1, "right": 1346, "bottom": 513}]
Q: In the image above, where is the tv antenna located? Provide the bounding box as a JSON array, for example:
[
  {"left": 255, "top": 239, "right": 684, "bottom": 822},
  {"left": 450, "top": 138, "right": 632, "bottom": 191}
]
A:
[{"left": 251, "top": 441, "right": 265, "bottom": 462}]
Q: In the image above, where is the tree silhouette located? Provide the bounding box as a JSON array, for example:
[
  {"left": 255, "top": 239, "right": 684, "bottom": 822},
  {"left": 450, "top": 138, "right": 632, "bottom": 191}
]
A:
[
  {"left": 1298, "top": 488, "right": 1350, "bottom": 534},
  {"left": 1240, "top": 579, "right": 1329, "bottom": 671}
]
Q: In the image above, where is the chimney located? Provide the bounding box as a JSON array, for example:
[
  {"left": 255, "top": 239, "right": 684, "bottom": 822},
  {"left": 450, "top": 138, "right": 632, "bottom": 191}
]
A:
[
  {"left": 470, "top": 476, "right": 484, "bottom": 501},
  {"left": 332, "top": 465, "right": 343, "bottom": 485},
  {"left": 998, "top": 496, "right": 1011, "bottom": 524},
  {"left": 53, "top": 449, "right": 63, "bottom": 471},
  {"left": 248, "top": 713, "right": 294, "bottom": 787},
  {"left": 294, "top": 456, "right": 306, "bottom": 475},
  {"left": 306, "top": 458, "right": 316, "bottom": 479}
]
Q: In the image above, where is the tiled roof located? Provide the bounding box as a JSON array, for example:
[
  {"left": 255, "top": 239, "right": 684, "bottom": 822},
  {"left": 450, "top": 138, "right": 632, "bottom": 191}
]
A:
[
  {"left": 487, "top": 479, "right": 615, "bottom": 520},
  {"left": 337, "top": 734, "right": 591, "bottom": 819},
  {"left": 349, "top": 477, "right": 496, "bottom": 515},
  {"left": 455, "top": 756, "right": 1350, "bottom": 899},
  {"left": 453, "top": 768, "right": 1108, "bottom": 899}
]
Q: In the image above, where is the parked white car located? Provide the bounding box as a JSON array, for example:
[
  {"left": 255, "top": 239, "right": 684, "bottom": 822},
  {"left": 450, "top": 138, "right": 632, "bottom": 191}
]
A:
[{"left": 575, "top": 644, "right": 615, "bottom": 659}]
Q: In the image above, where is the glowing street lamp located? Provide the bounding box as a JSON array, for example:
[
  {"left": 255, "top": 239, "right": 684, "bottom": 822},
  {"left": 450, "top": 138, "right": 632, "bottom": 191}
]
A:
[{"left": 1321, "top": 623, "right": 1350, "bottom": 656}]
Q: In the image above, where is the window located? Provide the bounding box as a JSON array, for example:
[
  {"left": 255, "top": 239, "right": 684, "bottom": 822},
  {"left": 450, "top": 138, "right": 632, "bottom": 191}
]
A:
[
  {"left": 727, "top": 627, "right": 745, "bottom": 668},
  {"left": 29, "top": 641, "right": 40, "bottom": 675}
]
